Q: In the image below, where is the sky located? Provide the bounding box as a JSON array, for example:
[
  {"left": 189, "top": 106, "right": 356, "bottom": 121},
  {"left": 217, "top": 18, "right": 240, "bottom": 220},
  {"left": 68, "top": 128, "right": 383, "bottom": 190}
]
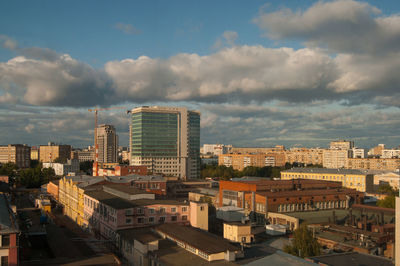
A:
[{"left": 1, "top": 0, "right": 400, "bottom": 149}]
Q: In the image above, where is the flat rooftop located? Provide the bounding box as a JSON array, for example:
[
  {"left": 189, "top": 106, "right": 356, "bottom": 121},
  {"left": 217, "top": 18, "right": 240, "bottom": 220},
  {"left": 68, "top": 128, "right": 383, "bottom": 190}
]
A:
[
  {"left": 308, "top": 252, "right": 393, "bottom": 266},
  {"left": 152, "top": 239, "right": 237, "bottom": 266},
  {"left": 156, "top": 224, "right": 240, "bottom": 255},
  {"left": 85, "top": 190, "right": 188, "bottom": 209}
]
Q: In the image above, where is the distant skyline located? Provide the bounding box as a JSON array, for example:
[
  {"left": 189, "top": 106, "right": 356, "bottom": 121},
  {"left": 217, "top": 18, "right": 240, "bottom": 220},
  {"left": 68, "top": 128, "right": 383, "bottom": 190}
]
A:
[{"left": 1, "top": 0, "right": 400, "bottom": 148}]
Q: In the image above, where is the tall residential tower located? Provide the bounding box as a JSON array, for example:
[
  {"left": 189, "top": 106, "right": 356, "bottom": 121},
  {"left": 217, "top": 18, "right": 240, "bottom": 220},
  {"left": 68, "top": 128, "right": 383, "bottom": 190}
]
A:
[
  {"left": 97, "top": 124, "right": 118, "bottom": 163},
  {"left": 129, "top": 106, "right": 200, "bottom": 179}
]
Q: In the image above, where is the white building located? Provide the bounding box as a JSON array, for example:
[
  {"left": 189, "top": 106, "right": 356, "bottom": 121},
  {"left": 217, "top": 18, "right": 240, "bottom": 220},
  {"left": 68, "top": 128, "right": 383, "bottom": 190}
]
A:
[
  {"left": 43, "top": 159, "right": 80, "bottom": 176},
  {"left": 382, "top": 149, "right": 400, "bottom": 159},
  {"left": 350, "top": 148, "right": 366, "bottom": 158},
  {"left": 202, "top": 144, "right": 231, "bottom": 155}
]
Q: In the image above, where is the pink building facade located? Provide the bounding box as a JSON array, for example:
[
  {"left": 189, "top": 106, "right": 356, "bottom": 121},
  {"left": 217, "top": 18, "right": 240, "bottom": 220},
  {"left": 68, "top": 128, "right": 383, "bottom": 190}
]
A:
[{"left": 83, "top": 191, "right": 189, "bottom": 240}]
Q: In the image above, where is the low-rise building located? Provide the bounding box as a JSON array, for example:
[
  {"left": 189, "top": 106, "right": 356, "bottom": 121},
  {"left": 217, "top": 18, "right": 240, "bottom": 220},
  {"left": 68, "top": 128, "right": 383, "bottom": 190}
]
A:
[
  {"left": 84, "top": 188, "right": 190, "bottom": 240},
  {"left": 154, "top": 223, "right": 242, "bottom": 262},
  {"left": 96, "top": 165, "right": 148, "bottom": 177},
  {"left": 223, "top": 222, "right": 253, "bottom": 243},
  {"left": 0, "top": 194, "right": 19, "bottom": 266},
  {"left": 373, "top": 171, "right": 400, "bottom": 189},
  {"left": 43, "top": 159, "right": 80, "bottom": 176},
  {"left": 281, "top": 168, "right": 374, "bottom": 192}
]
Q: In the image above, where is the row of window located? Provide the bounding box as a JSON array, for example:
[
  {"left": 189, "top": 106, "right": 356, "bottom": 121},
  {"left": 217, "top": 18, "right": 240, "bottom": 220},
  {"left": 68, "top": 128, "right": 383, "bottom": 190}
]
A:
[{"left": 126, "top": 215, "right": 187, "bottom": 224}]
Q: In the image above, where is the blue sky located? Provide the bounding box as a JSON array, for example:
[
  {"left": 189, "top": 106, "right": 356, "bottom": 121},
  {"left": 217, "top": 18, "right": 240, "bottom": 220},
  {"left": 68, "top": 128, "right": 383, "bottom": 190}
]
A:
[{"left": 1, "top": 0, "right": 400, "bottom": 149}]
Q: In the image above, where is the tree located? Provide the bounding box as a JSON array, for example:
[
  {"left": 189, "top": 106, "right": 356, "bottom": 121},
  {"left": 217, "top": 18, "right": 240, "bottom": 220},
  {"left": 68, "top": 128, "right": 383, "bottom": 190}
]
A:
[
  {"left": 283, "top": 224, "right": 321, "bottom": 258},
  {"left": 377, "top": 195, "right": 396, "bottom": 209},
  {"left": 80, "top": 160, "right": 93, "bottom": 174},
  {"left": 53, "top": 157, "right": 67, "bottom": 164}
]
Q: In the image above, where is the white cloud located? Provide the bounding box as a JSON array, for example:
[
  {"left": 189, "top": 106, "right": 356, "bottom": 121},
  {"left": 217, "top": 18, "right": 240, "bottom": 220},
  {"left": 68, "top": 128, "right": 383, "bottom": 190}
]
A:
[
  {"left": 115, "top": 23, "right": 141, "bottom": 35},
  {"left": 254, "top": 0, "right": 400, "bottom": 54}
]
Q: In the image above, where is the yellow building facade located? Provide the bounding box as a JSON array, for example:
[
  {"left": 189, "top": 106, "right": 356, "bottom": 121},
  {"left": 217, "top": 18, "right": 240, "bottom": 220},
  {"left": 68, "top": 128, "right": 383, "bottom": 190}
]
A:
[
  {"left": 58, "top": 176, "right": 102, "bottom": 226},
  {"left": 223, "top": 222, "right": 253, "bottom": 244},
  {"left": 281, "top": 168, "right": 374, "bottom": 193}
]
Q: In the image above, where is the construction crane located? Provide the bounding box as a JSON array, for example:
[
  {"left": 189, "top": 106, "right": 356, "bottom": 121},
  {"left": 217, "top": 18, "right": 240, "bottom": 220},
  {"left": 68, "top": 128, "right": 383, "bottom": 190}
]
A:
[{"left": 88, "top": 107, "right": 126, "bottom": 176}]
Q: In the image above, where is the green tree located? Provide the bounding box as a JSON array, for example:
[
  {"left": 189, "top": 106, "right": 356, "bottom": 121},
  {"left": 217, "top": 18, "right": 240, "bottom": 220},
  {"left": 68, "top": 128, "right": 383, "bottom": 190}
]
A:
[
  {"left": 377, "top": 195, "right": 396, "bottom": 209},
  {"left": 283, "top": 224, "right": 321, "bottom": 258},
  {"left": 53, "top": 157, "right": 67, "bottom": 164}
]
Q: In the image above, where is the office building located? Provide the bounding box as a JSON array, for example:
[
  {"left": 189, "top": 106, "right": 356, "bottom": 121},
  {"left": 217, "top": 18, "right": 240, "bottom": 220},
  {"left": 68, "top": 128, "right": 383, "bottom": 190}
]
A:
[
  {"left": 39, "top": 144, "right": 71, "bottom": 163},
  {"left": 97, "top": 124, "right": 118, "bottom": 163},
  {"left": 330, "top": 140, "right": 354, "bottom": 150},
  {"left": 129, "top": 106, "right": 200, "bottom": 179},
  {"left": 0, "top": 144, "right": 30, "bottom": 168}
]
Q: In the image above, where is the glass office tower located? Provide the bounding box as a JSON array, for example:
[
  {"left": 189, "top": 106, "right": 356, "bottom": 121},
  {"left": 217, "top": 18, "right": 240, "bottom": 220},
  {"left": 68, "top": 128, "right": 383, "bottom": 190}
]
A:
[{"left": 130, "top": 106, "right": 200, "bottom": 179}]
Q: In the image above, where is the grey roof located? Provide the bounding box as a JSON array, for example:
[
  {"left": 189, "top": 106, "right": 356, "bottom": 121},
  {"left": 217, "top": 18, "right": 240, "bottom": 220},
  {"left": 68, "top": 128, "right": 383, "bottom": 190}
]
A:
[
  {"left": 243, "top": 250, "right": 317, "bottom": 266},
  {"left": 0, "top": 194, "right": 18, "bottom": 233},
  {"left": 282, "top": 168, "right": 370, "bottom": 175},
  {"left": 85, "top": 190, "right": 188, "bottom": 210},
  {"left": 156, "top": 224, "right": 240, "bottom": 255},
  {"left": 104, "top": 174, "right": 165, "bottom": 183},
  {"left": 308, "top": 252, "right": 394, "bottom": 266}
]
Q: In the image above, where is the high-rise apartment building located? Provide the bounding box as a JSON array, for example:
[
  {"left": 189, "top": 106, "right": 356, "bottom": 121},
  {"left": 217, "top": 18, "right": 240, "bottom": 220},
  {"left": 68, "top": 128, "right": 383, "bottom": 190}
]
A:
[
  {"left": 129, "top": 106, "right": 200, "bottom": 179},
  {"left": 0, "top": 144, "right": 31, "bottom": 168},
  {"left": 97, "top": 124, "right": 118, "bottom": 163},
  {"left": 330, "top": 140, "right": 354, "bottom": 150},
  {"left": 39, "top": 144, "right": 71, "bottom": 163}
]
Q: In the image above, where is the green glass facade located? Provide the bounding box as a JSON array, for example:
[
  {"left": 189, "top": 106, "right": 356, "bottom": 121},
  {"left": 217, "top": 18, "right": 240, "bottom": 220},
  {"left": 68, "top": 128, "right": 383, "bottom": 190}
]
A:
[{"left": 131, "top": 112, "right": 178, "bottom": 157}]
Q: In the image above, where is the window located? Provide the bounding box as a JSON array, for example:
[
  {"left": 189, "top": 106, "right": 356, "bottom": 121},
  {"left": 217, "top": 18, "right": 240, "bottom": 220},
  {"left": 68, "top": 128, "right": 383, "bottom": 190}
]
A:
[
  {"left": 148, "top": 217, "right": 155, "bottom": 223},
  {"left": 171, "top": 207, "right": 177, "bottom": 213},
  {"left": 138, "top": 217, "right": 145, "bottom": 224},
  {"left": 1, "top": 235, "right": 10, "bottom": 247},
  {"left": 182, "top": 215, "right": 187, "bottom": 221},
  {"left": 125, "top": 209, "right": 133, "bottom": 215},
  {"left": 182, "top": 206, "right": 187, "bottom": 212},
  {"left": 137, "top": 208, "right": 144, "bottom": 214},
  {"left": 159, "top": 217, "right": 166, "bottom": 223},
  {"left": 149, "top": 208, "right": 155, "bottom": 214},
  {"left": 200, "top": 206, "right": 204, "bottom": 211},
  {"left": 159, "top": 207, "right": 165, "bottom": 213},
  {"left": 126, "top": 218, "right": 132, "bottom": 224},
  {"left": 1, "top": 256, "right": 8, "bottom": 266},
  {"left": 171, "top": 216, "right": 177, "bottom": 221}
]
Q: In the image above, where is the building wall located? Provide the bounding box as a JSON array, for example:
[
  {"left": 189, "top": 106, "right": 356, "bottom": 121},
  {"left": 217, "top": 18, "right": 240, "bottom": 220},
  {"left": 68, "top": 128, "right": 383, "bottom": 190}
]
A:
[
  {"left": 267, "top": 212, "right": 299, "bottom": 230},
  {"left": 284, "top": 148, "right": 324, "bottom": 165},
  {"left": 189, "top": 201, "right": 208, "bottom": 231},
  {"left": 374, "top": 172, "right": 400, "bottom": 189},
  {"left": 47, "top": 181, "right": 59, "bottom": 200},
  {"left": 218, "top": 153, "right": 284, "bottom": 171},
  {"left": 347, "top": 158, "right": 400, "bottom": 171},
  {"left": 223, "top": 223, "right": 253, "bottom": 243},
  {"left": 129, "top": 106, "right": 201, "bottom": 179},
  {"left": 39, "top": 145, "right": 71, "bottom": 163},
  {"left": 323, "top": 149, "right": 349, "bottom": 168},
  {"left": 0, "top": 144, "right": 31, "bottom": 168},
  {"left": 97, "top": 124, "right": 118, "bottom": 163},
  {"left": 330, "top": 140, "right": 354, "bottom": 150},
  {"left": 281, "top": 171, "right": 373, "bottom": 193}
]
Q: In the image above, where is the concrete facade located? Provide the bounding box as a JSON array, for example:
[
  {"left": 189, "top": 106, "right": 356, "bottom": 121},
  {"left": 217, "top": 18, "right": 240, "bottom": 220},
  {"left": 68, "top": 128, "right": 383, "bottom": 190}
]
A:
[
  {"left": 39, "top": 144, "right": 71, "bottom": 163},
  {"left": 97, "top": 124, "right": 118, "bottom": 163},
  {"left": 0, "top": 144, "right": 30, "bottom": 168}
]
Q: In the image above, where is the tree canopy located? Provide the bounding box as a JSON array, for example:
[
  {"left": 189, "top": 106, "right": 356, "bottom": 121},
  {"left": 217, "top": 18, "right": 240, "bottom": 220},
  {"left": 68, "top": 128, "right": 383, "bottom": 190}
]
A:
[
  {"left": 376, "top": 184, "right": 398, "bottom": 209},
  {"left": 283, "top": 224, "right": 321, "bottom": 258}
]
